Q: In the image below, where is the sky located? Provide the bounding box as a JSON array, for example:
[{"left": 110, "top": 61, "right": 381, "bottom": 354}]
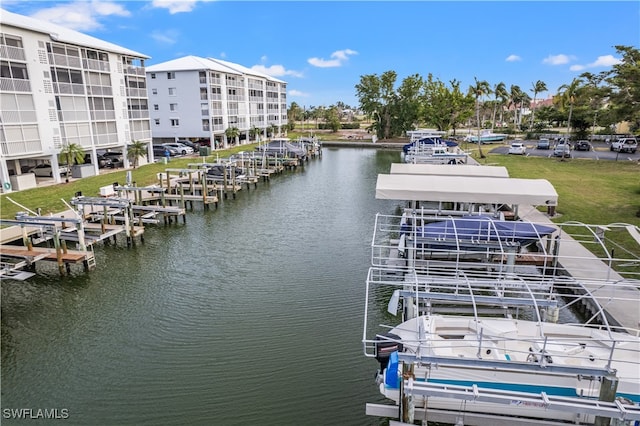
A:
[{"left": 3, "top": 1, "right": 639, "bottom": 108}]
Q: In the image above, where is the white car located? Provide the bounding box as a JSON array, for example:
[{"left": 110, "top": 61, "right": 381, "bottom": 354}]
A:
[
  {"left": 508, "top": 141, "right": 526, "bottom": 155},
  {"left": 28, "top": 163, "right": 69, "bottom": 177},
  {"left": 162, "top": 143, "right": 194, "bottom": 156}
]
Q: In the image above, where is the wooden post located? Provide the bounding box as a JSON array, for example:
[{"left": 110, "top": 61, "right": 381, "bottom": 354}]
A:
[{"left": 53, "top": 231, "right": 65, "bottom": 276}]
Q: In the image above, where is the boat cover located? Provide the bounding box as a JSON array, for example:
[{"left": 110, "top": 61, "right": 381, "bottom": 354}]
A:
[
  {"left": 410, "top": 215, "right": 557, "bottom": 243},
  {"left": 389, "top": 163, "right": 509, "bottom": 178},
  {"left": 403, "top": 137, "right": 458, "bottom": 153},
  {"left": 375, "top": 174, "right": 558, "bottom": 206}
]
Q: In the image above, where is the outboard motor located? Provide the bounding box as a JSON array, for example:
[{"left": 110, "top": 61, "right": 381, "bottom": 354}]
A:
[{"left": 374, "top": 332, "right": 403, "bottom": 372}]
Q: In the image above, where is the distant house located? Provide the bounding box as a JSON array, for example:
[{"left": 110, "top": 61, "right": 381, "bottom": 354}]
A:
[
  {"left": 146, "top": 56, "right": 288, "bottom": 148},
  {"left": 0, "top": 8, "right": 151, "bottom": 190}
]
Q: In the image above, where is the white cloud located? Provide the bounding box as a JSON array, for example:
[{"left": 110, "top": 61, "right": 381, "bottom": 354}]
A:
[
  {"left": 151, "top": 29, "right": 178, "bottom": 45},
  {"left": 288, "top": 90, "right": 309, "bottom": 97},
  {"left": 505, "top": 54, "right": 521, "bottom": 62},
  {"left": 542, "top": 54, "right": 573, "bottom": 65},
  {"left": 590, "top": 54, "right": 621, "bottom": 67},
  {"left": 30, "top": 1, "right": 130, "bottom": 31},
  {"left": 251, "top": 64, "right": 303, "bottom": 78},
  {"left": 569, "top": 54, "right": 621, "bottom": 72},
  {"left": 308, "top": 49, "right": 358, "bottom": 68},
  {"left": 151, "top": 0, "right": 201, "bottom": 14}
]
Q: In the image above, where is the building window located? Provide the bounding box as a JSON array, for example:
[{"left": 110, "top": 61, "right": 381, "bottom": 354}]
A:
[
  {"left": 202, "top": 119, "right": 210, "bottom": 131},
  {"left": 168, "top": 87, "right": 176, "bottom": 96},
  {"left": 169, "top": 103, "right": 178, "bottom": 111},
  {"left": 167, "top": 72, "right": 175, "bottom": 79},
  {"left": 150, "top": 73, "right": 156, "bottom": 79},
  {"left": 154, "top": 104, "right": 159, "bottom": 110},
  {"left": 170, "top": 119, "right": 179, "bottom": 127},
  {"left": 152, "top": 88, "right": 157, "bottom": 95},
  {"left": 154, "top": 119, "right": 160, "bottom": 125},
  {"left": 201, "top": 103, "right": 208, "bottom": 116}
]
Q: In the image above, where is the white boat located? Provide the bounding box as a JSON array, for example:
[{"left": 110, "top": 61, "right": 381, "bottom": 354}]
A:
[
  {"left": 464, "top": 129, "right": 508, "bottom": 143},
  {"left": 372, "top": 314, "right": 640, "bottom": 423}
]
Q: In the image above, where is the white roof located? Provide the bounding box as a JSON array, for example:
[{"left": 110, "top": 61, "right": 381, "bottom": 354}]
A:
[
  {"left": 0, "top": 8, "right": 149, "bottom": 58},
  {"left": 146, "top": 55, "right": 241, "bottom": 74},
  {"left": 208, "top": 58, "right": 286, "bottom": 84},
  {"left": 376, "top": 174, "right": 558, "bottom": 206},
  {"left": 389, "top": 163, "right": 509, "bottom": 178}
]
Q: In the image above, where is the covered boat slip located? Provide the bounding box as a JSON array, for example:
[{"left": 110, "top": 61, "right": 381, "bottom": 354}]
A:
[
  {"left": 376, "top": 174, "right": 558, "bottom": 208},
  {"left": 389, "top": 163, "right": 510, "bottom": 178}
]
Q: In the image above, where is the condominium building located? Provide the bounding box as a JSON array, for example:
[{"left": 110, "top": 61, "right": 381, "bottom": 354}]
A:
[
  {"left": 0, "top": 9, "right": 151, "bottom": 191},
  {"left": 145, "top": 55, "right": 287, "bottom": 148}
]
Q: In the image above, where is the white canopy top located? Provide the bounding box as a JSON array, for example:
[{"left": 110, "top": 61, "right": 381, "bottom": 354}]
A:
[
  {"left": 389, "top": 163, "right": 509, "bottom": 178},
  {"left": 376, "top": 174, "right": 558, "bottom": 206}
]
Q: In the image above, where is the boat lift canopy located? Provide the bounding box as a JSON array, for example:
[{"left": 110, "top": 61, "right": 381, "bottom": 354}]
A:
[
  {"left": 375, "top": 174, "right": 558, "bottom": 207},
  {"left": 389, "top": 163, "right": 509, "bottom": 178}
]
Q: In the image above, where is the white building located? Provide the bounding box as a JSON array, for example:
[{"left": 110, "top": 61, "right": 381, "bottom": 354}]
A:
[
  {"left": 0, "top": 8, "right": 151, "bottom": 191},
  {"left": 145, "top": 55, "right": 287, "bottom": 148}
]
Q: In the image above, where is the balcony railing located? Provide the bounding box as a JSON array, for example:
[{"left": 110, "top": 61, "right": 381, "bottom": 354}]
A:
[
  {"left": 87, "top": 85, "right": 113, "bottom": 96},
  {"left": 0, "top": 139, "right": 43, "bottom": 156},
  {"left": 1, "top": 110, "right": 37, "bottom": 123},
  {"left": 82, "top": 58, "right": 110, "bottom": 72},
  {"left": 126, "top": 87, "right": 147, "bottom": 98},
  {"left": 90, "top": 110, "right": 116, "bottom": 121},
  {"left": 128, "top": 110, "right": 150, "bottom": 120},
  {"left": 49, "top": 53, "right": 81, "bottom": 68},
  {"left": 124, "top": 65, "right": 145, "bottom": 76},
  {"left": 58, "top": 110, "right": 90, "bottom": 121},
  {"left": 53, "top": 82, "right": 85, "bottom": 95},
  {"left": 0, "top": 78, "right": 31, "bottom": 92},
  {"left": 0, "top": 45, "right": 26, "bottom": 61}
]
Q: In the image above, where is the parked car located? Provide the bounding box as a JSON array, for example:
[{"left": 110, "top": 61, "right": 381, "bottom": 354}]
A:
[
  {"left": 508, "top": 141, "right": 526, "bottom": 155},
  {"left": 610, "top": 137, "right": 638, "bottom": 153},
  {"left": 101, "top": 151, "right": 124, "bottom": 167},
  {"left": 536, "top": 138, "right": 550, "bottom": 150},
  {"left": 553, "top": 142, "right": 571, "bottom": 158},
  {"left": 574, "top": 140, "right": 592, "bottom": 151},
  {"left": 153, "top": 145, "right": 172, "bottom": 158},
  {"left": 177, "top": 140, "right": 201, "bottom": 152},
  {"left": 84, "top": 153, "right": 113, "bottom": 168},
  {"left": 28, "top": 163, "right": 69, "bottom": 177},
  {"left": 162, "top": 143, "right": 194, "bottom": 156}
]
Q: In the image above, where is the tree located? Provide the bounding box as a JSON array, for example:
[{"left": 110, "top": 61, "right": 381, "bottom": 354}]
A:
[
  {"left": 469, "top": 77, "right": 491, "bottom": 158},
  {"left": 490, "top": 82, "right": 507, "bottom": 131},
  {"left": 225, "top": 126, "right": 240, "bottom": 147},
  {"left": 605, "top": 45, "right": 640, "bottom": 132},
  {"left": 355, "top": 71, "right": 398, "bottom": 139},
  {"left": 58, "top": 142, "right": 84, "bottom": 183},
  {"left": 127, "top": 140, "right": 147, "bottom": 169},
  {"left": 324, "top": 106, "right": 341, "bottom": 132},
  {"left": 557, "top": 77, "right": 583, "bottom": 141},
  {"left": 509, "top": 85, "right": 525, "bottom": 128},
  {"left": 249, "top": 126, "right": 262, "bottom": 143},
  {"left": 529, "top": 80, "right": 548, "bottom": 128}
]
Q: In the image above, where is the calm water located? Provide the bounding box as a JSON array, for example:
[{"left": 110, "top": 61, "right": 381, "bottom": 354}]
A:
[{"left": 1, "top": 148, "right": 404, "bottom": 426}]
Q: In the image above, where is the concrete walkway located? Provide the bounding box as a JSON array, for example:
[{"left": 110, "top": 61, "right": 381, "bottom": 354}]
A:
[{"left": 520, "top": 206, "right": 640, "bottom": 332}]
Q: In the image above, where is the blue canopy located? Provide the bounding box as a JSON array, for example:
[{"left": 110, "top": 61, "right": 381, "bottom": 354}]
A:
[{"left": 411, "top": 215, "right": 556, "bottom": 244}]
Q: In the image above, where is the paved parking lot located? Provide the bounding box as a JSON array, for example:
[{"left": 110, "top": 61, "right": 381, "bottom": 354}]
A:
[{"left": 490, "top": 140, "right": 640, "bottom": 161}]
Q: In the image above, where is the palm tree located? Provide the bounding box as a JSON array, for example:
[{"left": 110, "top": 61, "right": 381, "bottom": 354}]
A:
[
  {"left": 491, "top": 82, "right": 507, "bottom": 132},
  {"left": 557, "top": 78, "right": 583, "bottom": 143},
  {"left": 529, "top": 80, "right": 548, "bottom": 128},
  {"left": 249, "top": 126, "right": 262, "bottom": 143},
  {"left": 225, "top": 126, "right": 240, "bottom": 148},
  {"left": 509, "top": 85, "right": 525, "bottom": 127},
  {"left": 494, "top": 82, "right": 509, "bottom": 130},
  {"left": 469, "top": 77, "right": 491, "bottom": 158},
  {"left": 127, "top": 140, "right": 147, "bottom": 169},
  {"left": 58, "top": 142, "right": 84, "bottom": 183}
]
